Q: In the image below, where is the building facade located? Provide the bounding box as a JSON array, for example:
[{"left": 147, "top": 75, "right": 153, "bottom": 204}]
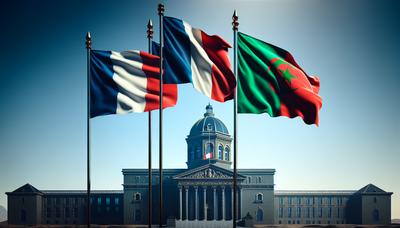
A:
[{"left": 6, "top": 105, "right": 393, "bottom": 226}]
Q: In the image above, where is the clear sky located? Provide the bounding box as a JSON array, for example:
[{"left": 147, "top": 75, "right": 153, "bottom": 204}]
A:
[{"left": 1, "top": 0, "right": 399, "bottom": 219}]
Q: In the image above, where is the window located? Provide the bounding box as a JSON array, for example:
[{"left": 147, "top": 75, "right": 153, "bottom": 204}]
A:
[
  {"left": 21, "top": 210, "right": 26, "bottom": 222},
  {"left": 297, "top": 197, "right": 301, "bottom": 205},
  {"left": 135, "top": 209, "right": 141, "bottom": 221},
  {"left": 279, "top": 197, "right": 283, "bottom": 205},
  {"left": 56, "top": 198, "right": 61, "bottom": 205},
  {"left": 22, "top": 197, "right": 24, "bottom": 204},
  {"left": 288, "top": 207, "right": 292, "bottom": 218},
  {"left": 306, "top": 197, "right": 310, "bottom": 205},
  {"left": 65, "top": 208, "right": 70, "bottom": 218},
  {"left": 256, "top": 193, "right": 263, "bottom": 202},
  {"left": 337, "top": 207, "right": 340, "bottom": 218},
  {"left": 115, "top": 197, "right": 119, "bottom": 205},
  {"left": 307, "top": 207, "right": 310, "bottom": 218},
  {"left": 318, "top": 197, "right": 323, "bottom": 205},
  {"left": 47, "top": 207, "right": 51, "bottom": 218},
  {"left": 135, "top": 193, "right": 141, "bottom": 201},
  {"left": 297, "top": 207, "right": 301, "bottom": 217},
  {"left": 373, "top": 209, "right": 379, "bottom": 221},
  {"left": 66, "top": 198, "right": 69, "bottom": 205},
  {"left": 206, "top": 143, "right": 214, "bottom": 155},
  {"left": 56, "top": 207, "right": 61, "bottom": 218},
  {"left": 256, "top": 208, "right": 263, "bottom": 222},
  {"left": 374, "top": 197, "right": 377, "bottom": 203},
  {"left": 218, "top": 145, "right": 223, "bottom": 160},
  {"left": 106, "top": 197, "right": 110, "bottom": 205},
  {"left": 318, "top": 208, "right": 322, "bottom": 218},
  {"left": 329, "top": 197, "right": 332, "bottom": 205},
  {"left": 248, "top": 177, "right": 251, "bottom": 183},
  {"left": 288, "top": 197, "right": 292, "bottom": 205},
  {"left": 73, "top": 208, "right": 78, "bottom": 218},
  {"left": 328, "top": 207, "right": 332, "bottom": 218},
  {"left": 258, "top": 176, "right": 262, "bottom": 183},
  {"left": 279, "top": 208, "right": 283, "bottom": 218},
  {"left": 224, "top": 147, "right": 230, "bottom": 161},
  {"left": 97, "top": 197, "right": 102, "bottom": 205}
]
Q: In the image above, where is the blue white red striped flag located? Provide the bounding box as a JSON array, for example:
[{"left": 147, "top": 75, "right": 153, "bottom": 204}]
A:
[
  {"left": 156, "top": 16, "right": 236, "bottom": 102},
  {"left": 90, "top": 50, "right": 177, "bottom": 118}
]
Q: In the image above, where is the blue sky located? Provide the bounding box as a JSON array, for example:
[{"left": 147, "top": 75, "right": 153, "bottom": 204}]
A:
[{"left": 0, "top": 0, "right": 399, "bottom": 219}]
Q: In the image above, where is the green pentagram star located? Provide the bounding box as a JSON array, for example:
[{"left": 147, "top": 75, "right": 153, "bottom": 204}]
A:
[{"left": 281, "top": 68, "right": 296, "bottom": 85}]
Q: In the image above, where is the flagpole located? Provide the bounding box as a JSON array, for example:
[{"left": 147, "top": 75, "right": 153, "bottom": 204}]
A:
[
  {"left": 85, "top": 31, "right": 92, "bottom": 228},
  {"left": 232, "top": 10, "right": 239, "bottom": 228},
  {"left": 147, "top": 19, "right": 154, "bottom": 228},
  {"left": 158, "top": 3, "right": 165, "bottom": 228}
]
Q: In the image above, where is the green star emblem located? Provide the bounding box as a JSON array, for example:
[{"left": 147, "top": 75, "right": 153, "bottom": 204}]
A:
[{"left": 281, "top": 68, "right": 296, "bottom": 85}]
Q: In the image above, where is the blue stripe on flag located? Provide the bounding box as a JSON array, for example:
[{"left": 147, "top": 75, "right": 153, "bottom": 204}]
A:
[
  {"left": 163, "top": 16, "right": 192, "bottom": 84},
  {"left": 90, "top": 50, "right": 119, "bottom": 118}
]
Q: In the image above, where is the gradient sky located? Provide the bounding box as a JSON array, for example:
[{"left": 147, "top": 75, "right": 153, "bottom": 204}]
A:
[{"left": 1, "top": 0, "right": 399, "bottom": 219}]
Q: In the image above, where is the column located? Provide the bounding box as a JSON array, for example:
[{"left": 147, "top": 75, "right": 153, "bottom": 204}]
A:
[
  {"left": 231, "top": 187, "right": 234, "bottom": 220},
  {"left": 179, "top": 186, "right": 183, "bottom": 220},
  {"left": 239, "top": 187, "right": 243, "bottom": 219},
  {"left": 194, "top": 186, "right": 199, "bottom": 220},
  {"left": 222, "top": 186, "right": 225, "bottom": 220},
  {"left": 185, "top": 186, "right": 189, "bottom": 220},
  {"left": 213, "top": 186, "right": 217, "bottom": 220},
  {"left": 236, "top": 187, "right": 239, "bottom": 219},
  {"left": 203, "top": 186, "right": 207, "bottom": 220}
]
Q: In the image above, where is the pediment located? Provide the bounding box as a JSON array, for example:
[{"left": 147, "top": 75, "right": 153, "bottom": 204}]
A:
[{"left": 173, "top": 164, "right": 245, "bottom": 180}]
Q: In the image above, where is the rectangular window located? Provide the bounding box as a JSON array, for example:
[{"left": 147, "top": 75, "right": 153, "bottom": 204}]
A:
[
  {"left": 312, "top": 207, "right": 315, "bottom": 218},
  {"left": 56, "top": 207, "right": 61, "bottom": 218},
  {"left": 319, "top": 197, "right": 323, "bottom": 205},
  {"left": 56, "top": 198, "right": 61, "bottom": 205},
  {"left": 297, "top": 197, "right": 301, "bottom": 205},
  {"left": 319, "top": 208, "right": 323, "bottom": 218},
  {"left": 73, "top": 208, "right": 78, "bottom": 218},
  {"left": 307, "top": 207, "right": 310, "bottom": 218},
  {"left": 279, "top": 197, "right": 283, "bottom": 205},
  {"left": 288, "top": 207, "right": 292, "bottom": 218},
  {"left": 288, "top": 197, "right": 292, "bottom": 205},
  {"left": 329, "top": 197, "right": 332, "bottom": 205},
  {"left": 97, "top": 197, "right": 102, "bottom": 205},
  {"left": 297, "top": 207, "right": 301, "bottom": 217},
  {"left": 328, "top": 207, "right": 332, "bottom": 218},
  {"left": 337, "top": 208, "right": 340, "bottom": 218},
  {"left": 65, "top": 208, "right": 70, "bottom": 218},
  {"left": 306, "top": 197, "right": 310, "bottom": 205},
  {"left": 279, "top": 208, "right": 283, "bottom": 218},
  {"left": 47, "top": 207, "right": 51, "bottom": 218},
  {"left": 115, "top": 197, "right": 119, "bottom": 205},
  {"left": 65, "top": 198, "right": 69, "bottom": 205},
  {"left": 106, "top": 197, "right": 110, "bottom": 205}
]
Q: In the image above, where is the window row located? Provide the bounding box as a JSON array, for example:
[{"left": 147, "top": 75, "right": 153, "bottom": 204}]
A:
[
  {"left": 278, "top": 207, "right": 344, "bottom": 218},
  {"left": 188, "top": 144, "right": 230, "bottom": 161},
  {"left": 278, "top": 196, "right": 346, "bottom": 205}
]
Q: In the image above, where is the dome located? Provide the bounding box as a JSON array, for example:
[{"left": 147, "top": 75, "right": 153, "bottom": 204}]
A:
[{"left": 189, "top": 104, "right": 229, "bottom": 136}]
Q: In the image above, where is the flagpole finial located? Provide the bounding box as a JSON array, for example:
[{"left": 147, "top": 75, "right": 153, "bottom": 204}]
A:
[
  {"left": 158, "top": 3, "right": 165, "bottom": 16},
  {"left": 86, "top": 32, "right": 91, "bottom": 49},
  {"left": 232, "top": 10, "right": 239, "bottom": 31},
  {"left": 147, "top": 19, "right": 153, "bottom": 39}
]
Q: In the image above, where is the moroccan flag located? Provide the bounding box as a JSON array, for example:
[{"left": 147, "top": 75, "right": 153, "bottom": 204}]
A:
[{"left": 237, "top": 32, "right": 322, "bottom": 125}]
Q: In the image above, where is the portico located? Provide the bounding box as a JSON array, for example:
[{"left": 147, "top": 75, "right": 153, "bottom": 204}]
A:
[{"left": 174, "top": 164, "right": 245, "bottom": 221}]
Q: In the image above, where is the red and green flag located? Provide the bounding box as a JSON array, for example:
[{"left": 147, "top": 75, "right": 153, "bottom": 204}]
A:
[{"left": 237, "top": 32, "right": 322, "bottom": 125}]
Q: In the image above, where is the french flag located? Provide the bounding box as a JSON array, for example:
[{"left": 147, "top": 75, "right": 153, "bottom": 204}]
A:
[
  {"left": 160, "top": 16, "right": 236, "bottom": 102},
  {"left": 90, "top": 50, "right": 177, "bottom": 118}
]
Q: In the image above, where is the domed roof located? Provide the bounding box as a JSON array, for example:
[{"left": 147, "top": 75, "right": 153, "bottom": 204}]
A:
[{"left": 189, "top": 104, "right": 229, "bottom": 136}]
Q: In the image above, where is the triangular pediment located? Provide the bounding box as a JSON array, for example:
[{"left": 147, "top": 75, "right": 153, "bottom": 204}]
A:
[
  {"left": 357, "top": 184, "right": 386, "bottom": 194},
  {"left": 173, "top": 164, "right": 245, "bottom": 180}
]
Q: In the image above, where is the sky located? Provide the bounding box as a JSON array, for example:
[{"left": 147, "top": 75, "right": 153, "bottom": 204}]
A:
[{"left": 0, "top": 0, "right": 399, "bottom": 219}]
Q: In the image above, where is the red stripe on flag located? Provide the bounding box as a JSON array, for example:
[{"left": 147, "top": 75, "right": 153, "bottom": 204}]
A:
[
  {"left": 200, "top": 31, "right": 236, "bottom": 102},
  {"left": 139, "top": 51, "right": 178, "bottom": 112}
]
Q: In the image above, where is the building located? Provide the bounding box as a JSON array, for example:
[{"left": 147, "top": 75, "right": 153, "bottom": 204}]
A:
[{"left": 6, "top": 105, "right": 393, "bottom": 226}]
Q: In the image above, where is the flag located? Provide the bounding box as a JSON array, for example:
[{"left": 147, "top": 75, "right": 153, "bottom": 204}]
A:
[
  {"left": 204, "top": 152, "right": 212, "bottom": 160},
  {"left": 159, "top": 16, "right": 236, "bottom": 102},
  {"left": 237, "top": 32, "right": 322, "bottom": 125},
  {"left": 90, "top": 50, "right": 177, "bottom": 118}
]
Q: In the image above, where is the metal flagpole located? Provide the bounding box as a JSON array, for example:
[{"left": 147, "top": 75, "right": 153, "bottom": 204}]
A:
[
  {"left": 85, "top": 31, "right": 92, "bottom": 228},
  {"left": 147, "top": 19, "right": 154, "bottom": 228},
  {"left": 232, "top": 10, "right": 239, "bottom": 228},
  {"left": 158, "top": 3, "right": 164, "bottom": 227}
]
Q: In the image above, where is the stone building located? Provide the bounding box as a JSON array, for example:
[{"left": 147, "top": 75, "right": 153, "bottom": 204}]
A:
[{"left": 6, "top": 104, "right": 393, "bottom": 226}]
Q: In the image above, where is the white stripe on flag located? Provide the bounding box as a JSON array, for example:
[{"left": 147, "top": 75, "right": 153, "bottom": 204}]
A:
[
  {"left": 110, "top": 51, "right": 147, "bottom": 113},
  {"left": 183, "top": 21, "right": 213, "bottom": 98}
]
